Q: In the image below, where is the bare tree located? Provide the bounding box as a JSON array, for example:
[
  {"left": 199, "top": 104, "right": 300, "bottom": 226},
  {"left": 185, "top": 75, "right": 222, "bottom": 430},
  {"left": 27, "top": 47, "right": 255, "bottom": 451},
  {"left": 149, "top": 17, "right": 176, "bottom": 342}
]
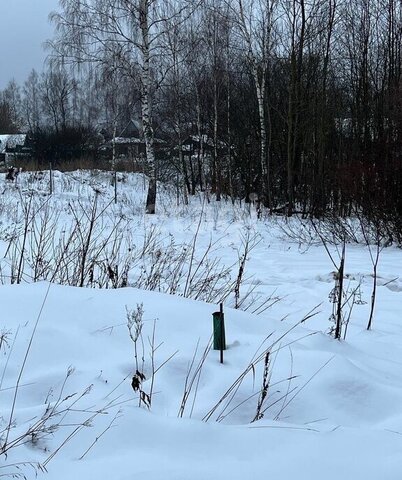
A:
[
  {"left": 22, "top": 70, "right": 42, "bottom": 132},
  {"left": 2, "top": 79, "right": 23, "bottom": 131},
  {"left": 40, "top": 67, "right": 75, "bottom": 133},
  {"left": 49, "top": 0, "right": 196, "bottom": 214},
  {"left": 232, "top": 0, "right": 279, "bottom": 207}
]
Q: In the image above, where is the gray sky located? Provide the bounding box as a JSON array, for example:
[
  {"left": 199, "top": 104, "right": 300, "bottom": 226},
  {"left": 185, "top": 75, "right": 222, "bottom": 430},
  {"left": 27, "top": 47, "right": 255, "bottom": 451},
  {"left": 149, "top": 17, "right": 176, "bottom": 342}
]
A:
[{"left": 0, "top": 0, "right": 59, "bottom": 89}]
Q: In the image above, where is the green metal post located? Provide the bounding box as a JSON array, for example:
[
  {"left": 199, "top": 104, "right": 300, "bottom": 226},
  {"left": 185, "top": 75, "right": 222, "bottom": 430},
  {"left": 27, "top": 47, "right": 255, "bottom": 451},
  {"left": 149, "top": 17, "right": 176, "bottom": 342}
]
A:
[{"left": 213, "top": 304, "right": 226, "bottom": 358}]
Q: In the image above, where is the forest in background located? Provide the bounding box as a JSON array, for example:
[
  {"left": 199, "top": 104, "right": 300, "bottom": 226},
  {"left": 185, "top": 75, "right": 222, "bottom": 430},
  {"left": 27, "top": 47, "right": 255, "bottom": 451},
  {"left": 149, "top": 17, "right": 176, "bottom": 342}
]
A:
[{"left": 0, "top": 0, "right": 401, "bottom": 225}]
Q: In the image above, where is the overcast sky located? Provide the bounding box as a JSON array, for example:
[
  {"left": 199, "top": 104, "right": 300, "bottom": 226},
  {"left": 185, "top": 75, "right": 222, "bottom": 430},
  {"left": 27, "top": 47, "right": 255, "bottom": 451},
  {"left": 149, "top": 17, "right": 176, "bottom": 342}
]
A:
[{"left": 0, "top": 0, "right": 59, "bottom": 89}]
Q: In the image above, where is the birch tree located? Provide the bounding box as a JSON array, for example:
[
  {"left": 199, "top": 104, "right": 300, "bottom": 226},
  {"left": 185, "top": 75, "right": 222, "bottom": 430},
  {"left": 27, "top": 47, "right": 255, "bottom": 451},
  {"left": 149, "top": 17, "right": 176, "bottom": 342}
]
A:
[
  {"left": 232, "top": 0, "right": 279, "bottom": 207},
  {"left": 50, "top": 0, "right": 195, "bottom": 214}
]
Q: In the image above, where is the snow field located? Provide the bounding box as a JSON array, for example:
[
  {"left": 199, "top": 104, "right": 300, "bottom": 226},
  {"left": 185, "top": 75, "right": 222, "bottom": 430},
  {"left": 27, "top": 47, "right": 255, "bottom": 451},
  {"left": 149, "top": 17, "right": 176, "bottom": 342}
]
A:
[{"left": 1, "top": 170, "right": 402, "bottom": 479}]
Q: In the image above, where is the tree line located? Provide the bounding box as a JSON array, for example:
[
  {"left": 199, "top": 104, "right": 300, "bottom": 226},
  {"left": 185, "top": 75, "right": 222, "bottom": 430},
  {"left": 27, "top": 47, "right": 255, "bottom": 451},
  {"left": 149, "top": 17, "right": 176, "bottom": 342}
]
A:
[{"left": 1, "top": 0, "right": 401, "bottom": 221}]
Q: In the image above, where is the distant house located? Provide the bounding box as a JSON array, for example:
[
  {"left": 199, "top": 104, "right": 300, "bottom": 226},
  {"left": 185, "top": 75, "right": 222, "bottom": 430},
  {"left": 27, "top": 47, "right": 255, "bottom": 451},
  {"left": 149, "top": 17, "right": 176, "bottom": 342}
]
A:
[
  {"left": 107, "top": 137, "right": 146, "bottom": 157},
  {"left": 0, "top": 134, "right": 30, "bottom": 164},
  {"left": 99, "top": 119, "right": 166, "bottom": 161}
]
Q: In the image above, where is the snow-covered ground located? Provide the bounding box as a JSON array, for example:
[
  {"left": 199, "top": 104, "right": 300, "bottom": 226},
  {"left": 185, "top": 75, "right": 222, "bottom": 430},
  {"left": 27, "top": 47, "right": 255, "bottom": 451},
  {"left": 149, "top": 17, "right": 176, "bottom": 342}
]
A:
[{"left": 1, "top": 171, "right": 402, "bottom": 479}]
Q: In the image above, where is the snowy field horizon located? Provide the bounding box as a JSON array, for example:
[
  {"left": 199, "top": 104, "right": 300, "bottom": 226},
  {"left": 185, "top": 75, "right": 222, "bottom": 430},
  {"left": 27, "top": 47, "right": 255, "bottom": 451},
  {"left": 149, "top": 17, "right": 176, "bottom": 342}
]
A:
[{"left": 1, "top": 170, "right": 402, "bottom": 479}]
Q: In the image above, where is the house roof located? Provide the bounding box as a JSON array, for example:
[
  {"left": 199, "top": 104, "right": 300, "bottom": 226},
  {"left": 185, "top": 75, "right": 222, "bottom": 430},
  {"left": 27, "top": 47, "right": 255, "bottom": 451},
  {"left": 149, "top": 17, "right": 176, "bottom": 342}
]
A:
[
  {"left": 109, "top": 136, "right": 166, "bottom": 145},
  {"left": 114, "top": 137, "right": 142, "bottom": 144},
  {"left": 0, "top": 134, "right": 26, "bottom": 154}
]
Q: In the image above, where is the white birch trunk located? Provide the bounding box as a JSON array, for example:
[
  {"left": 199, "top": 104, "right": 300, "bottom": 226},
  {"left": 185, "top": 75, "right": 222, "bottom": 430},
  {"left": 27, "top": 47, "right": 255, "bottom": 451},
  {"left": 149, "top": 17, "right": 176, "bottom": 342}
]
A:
[
  {"left": 213, "top": 75, "right": 220, "bottom": 200},
  {"left": 195, "top": 87, "right": 205, "bottom": 192},
  {"left": 139, "top": 0, "right": 157, "bottom": 214},
  {"left": 252, "top": 66, "right": 269, "bottom": 204}
]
